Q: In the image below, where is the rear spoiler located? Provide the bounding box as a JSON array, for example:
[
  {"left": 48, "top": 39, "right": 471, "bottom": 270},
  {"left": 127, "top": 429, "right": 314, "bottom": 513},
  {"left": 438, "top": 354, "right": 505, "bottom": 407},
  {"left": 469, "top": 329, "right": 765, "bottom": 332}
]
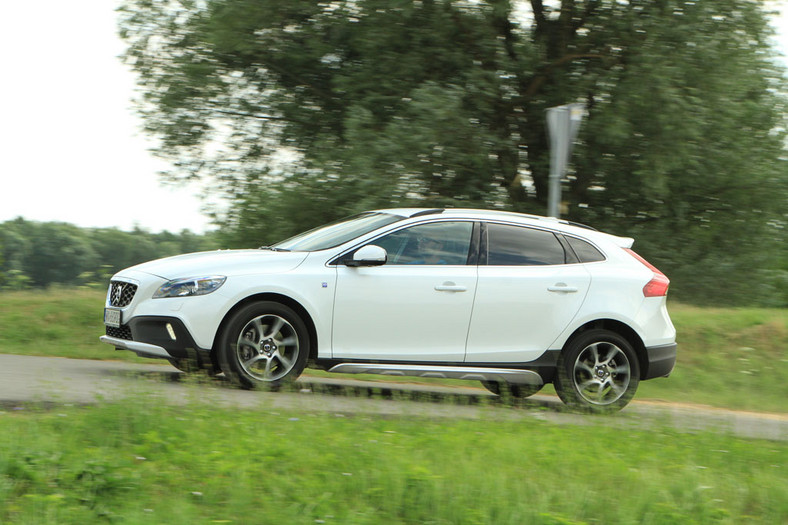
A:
[
  {"left": 598, "top": 233, "right": 634, "bottom": 249},
  {"left": 616, "top": 236, "right": 635, "bottom": 249}
]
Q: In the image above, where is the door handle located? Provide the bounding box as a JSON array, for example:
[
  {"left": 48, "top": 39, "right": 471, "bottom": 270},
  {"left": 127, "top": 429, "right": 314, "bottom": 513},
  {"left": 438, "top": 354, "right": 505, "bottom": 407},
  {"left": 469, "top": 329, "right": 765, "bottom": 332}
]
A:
[
  {"left": 548, "top": 283, "right": 578, "bottom": 293},
  {"left": 435, "top": 281, "right": 467, "bottom": 292}
]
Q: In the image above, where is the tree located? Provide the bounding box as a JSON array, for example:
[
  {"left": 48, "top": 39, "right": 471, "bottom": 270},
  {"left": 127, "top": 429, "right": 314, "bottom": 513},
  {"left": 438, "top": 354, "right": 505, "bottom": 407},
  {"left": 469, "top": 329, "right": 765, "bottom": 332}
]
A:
[
  {"left": 0, "top": 219, "right": 219, "bottom": 290},
  {"left": 118, "top": 0, "right": 786, "bottom": 305},
  {"left": 0, "top": 238, "right": 4, "bottom": 288},
  {"left": 0, "top": 219, "right": 33, "bottom": 288}
]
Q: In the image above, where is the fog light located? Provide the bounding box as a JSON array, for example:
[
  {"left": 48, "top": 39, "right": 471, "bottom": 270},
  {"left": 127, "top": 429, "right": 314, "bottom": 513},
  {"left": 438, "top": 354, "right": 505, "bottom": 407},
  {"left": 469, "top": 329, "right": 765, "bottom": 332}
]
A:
[{"left": 165, "top": 323, "right": 177, "bottom": 341}]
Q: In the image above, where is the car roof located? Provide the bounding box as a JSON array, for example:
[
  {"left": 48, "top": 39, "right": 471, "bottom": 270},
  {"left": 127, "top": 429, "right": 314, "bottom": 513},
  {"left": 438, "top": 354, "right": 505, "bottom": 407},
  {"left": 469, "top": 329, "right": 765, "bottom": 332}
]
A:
[{"left": 372, "top": 207, "right": 634, "bottom": 248}]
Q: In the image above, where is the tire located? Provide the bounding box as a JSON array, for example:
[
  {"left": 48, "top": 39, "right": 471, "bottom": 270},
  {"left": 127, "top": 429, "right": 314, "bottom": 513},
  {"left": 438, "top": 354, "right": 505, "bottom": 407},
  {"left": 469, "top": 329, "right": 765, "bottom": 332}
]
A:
[
  {"left": 480, "top": 381, "right": 543, "bottom": 398},
  {"left": 167, "top": 358, "right": 197, "bottom": 373},
  {"left": 167, "top": 358, "right": 219, "bottom": 376},
  {"left": 554, "top": 329, "right": 640, "bottom": 412},
  {"left": 218, "top": 301, "right": 309, "bottom": 389}
]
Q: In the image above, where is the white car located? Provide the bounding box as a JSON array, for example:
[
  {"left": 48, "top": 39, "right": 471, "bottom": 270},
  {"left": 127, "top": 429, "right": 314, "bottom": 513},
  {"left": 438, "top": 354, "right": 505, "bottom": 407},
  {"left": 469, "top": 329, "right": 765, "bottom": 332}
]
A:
[{"left": 101, "top": 208, "right": 676, "bottom": 411}]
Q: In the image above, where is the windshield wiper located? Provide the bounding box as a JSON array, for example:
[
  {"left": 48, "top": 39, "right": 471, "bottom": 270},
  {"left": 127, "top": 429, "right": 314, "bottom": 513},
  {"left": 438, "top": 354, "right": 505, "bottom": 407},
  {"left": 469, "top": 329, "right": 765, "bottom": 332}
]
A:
[{"left": 259, "top": 246, "right": 291, "bottom": 252}]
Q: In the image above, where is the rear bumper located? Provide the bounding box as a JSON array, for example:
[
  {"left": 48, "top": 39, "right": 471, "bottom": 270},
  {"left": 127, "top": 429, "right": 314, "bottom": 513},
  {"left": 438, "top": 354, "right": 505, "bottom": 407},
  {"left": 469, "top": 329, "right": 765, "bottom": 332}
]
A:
[{"left": 642, "top": 342, "right": 677, "bottom": 380}]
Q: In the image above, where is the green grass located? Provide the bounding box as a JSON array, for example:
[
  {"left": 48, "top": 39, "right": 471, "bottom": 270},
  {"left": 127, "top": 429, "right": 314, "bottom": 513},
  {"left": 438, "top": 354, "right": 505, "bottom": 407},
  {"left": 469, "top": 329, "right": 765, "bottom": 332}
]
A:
[
  {"left": 1, "top": 395, "right": 785, "bottom": 524},
  {"left": 0, "top": 289, "right": 786, "bottom": 412},
  {"left": 636, "top": 302, "right": 787, "bottom": 413},
  {"left": 0, "top": 287, "right": 151, "bottom": 364}
]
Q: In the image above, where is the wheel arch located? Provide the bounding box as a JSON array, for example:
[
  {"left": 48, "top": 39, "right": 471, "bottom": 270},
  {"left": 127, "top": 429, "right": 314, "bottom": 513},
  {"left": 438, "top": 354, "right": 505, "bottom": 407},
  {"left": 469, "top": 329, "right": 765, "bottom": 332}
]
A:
[
  {"left": 562, "top": 319, "right": 648, "bottom": 380},
  {"left": 212, "top": 293, "right": 319, "bottom": 362}
]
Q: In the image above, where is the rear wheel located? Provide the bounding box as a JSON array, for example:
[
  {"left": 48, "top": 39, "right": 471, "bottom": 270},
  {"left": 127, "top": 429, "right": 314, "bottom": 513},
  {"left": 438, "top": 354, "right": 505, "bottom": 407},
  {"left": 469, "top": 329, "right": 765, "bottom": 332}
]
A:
[
  {"left": 554, "top": 329, "right": 640, "bottom": 412},
  {"left": 480, "top": 381, "right": 542, "bottom": 398},
  {"left": 218, "top": 301, "right": 309, "bottom": 389}
]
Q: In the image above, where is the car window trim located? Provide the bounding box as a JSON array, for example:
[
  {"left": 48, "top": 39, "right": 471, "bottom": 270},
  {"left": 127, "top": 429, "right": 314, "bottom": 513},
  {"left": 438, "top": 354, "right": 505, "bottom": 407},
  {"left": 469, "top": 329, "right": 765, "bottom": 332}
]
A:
[
  {"left": 479, "top": 222, "right": 489, "bottom": 266},
  {"left": 556, "top": 234, "right": 580, "bottom": 264},
  {"left": 466, "top": 221, "right": 481, "bottom": 266}
]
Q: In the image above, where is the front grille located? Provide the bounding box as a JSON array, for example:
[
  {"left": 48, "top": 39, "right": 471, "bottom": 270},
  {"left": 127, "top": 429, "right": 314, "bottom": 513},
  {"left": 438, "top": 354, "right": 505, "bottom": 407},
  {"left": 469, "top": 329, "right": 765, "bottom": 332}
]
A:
[
  {"left": 106, "top": 325, "right": 133, "bottom": 340},
  {"left": 109, "top": 281, "right": 137, "bottom": 307}
]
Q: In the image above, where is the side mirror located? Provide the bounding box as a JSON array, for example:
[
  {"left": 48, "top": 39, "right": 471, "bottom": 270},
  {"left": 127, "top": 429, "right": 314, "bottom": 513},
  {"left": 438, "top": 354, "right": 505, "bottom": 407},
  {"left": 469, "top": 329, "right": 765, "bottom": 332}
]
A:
[{"left": 346, "top": 245, "right": 387, "bottom": 267}]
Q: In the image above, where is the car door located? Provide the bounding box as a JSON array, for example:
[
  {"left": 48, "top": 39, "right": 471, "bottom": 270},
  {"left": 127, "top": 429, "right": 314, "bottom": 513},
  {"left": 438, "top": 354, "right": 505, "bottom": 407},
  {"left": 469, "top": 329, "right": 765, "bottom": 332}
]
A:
[
  {"left": 331, "top": 221, "right": 477, "bottom": 362},
  {"left": 464, "top": 222, "right": 591, "bottom": 363}
]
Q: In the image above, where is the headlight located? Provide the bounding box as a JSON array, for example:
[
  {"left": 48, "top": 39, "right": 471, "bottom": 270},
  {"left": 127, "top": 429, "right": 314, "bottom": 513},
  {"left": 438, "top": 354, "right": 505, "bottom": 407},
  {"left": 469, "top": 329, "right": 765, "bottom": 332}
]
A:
[{"left": 153, "top": 276, "right": 226, "bottom": 298}]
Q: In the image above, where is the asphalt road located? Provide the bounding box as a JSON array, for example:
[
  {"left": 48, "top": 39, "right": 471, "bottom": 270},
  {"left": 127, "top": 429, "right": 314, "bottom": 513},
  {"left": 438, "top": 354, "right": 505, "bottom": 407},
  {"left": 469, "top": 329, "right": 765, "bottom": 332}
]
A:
[{"left": 1, "top": 354, "right": 785, "bottom": 441}]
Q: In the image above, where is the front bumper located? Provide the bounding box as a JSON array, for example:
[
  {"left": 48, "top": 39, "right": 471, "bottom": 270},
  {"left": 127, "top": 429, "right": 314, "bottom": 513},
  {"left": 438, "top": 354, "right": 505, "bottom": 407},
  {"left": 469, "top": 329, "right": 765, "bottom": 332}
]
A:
[
  {"left": 642, "top": 342, "right": 677, "bottom": 380},
  {"left": 99, "top": 336, "right": 171, "bottom": 359},
  {"left": 100, "top": 316, "right": 211, "bottom": 362}
]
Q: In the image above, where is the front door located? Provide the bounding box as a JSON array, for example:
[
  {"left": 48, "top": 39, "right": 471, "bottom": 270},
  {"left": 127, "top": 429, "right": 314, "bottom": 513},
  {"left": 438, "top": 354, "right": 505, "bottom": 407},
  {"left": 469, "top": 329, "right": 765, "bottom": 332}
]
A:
[{"left": 332, "top": 221, "right": 477, "bottom": 362}]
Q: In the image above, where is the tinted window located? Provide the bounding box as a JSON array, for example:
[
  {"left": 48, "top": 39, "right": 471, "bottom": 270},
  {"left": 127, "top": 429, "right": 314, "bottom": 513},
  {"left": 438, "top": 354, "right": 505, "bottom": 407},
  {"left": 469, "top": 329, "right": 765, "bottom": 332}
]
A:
[
  {"left": 566, "top": 236, "right": 605, "bottom": 263},
  {"left": 372, "top": 222, "right": 474, "bottom": 265},
  {"left": 486, "top": 223, "right": 565, "bottom": 266}
]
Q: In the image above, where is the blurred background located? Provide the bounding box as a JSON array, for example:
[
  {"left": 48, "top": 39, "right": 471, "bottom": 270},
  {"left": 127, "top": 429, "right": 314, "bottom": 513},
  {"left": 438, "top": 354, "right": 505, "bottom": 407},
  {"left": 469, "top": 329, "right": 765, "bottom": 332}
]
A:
[
  {"left": 0, "top": 5, "right": 786, "bottom": 522},
  {"left": 1, "top": 0, "right": 786, "bottom": 307}
]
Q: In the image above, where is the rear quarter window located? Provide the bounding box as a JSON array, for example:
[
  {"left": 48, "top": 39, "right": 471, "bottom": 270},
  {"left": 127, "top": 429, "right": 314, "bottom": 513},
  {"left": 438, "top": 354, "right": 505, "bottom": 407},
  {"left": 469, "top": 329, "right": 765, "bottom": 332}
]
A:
[{"left": 566, "top": 236, "right": 606, "bottom": 263}]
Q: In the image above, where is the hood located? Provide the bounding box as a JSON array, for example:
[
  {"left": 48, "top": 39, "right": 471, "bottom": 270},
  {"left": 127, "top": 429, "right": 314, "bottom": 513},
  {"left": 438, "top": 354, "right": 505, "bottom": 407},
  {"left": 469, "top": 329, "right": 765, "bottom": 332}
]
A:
[{"left": 126, "top": 250, "right": 310, "bottom": 280}]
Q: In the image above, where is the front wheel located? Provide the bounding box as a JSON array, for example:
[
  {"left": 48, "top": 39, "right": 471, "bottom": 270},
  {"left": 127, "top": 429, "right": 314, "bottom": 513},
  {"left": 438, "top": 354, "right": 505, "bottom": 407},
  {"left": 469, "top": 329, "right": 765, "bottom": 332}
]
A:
[
  {"left": 218, "top": 301, "right": 309, "bottom": 389},
  {"left": 554, "top": 329, "right": 640, "bottom": 412},
  {"left": 167, "top": 358, "right": 219, "bottom": 376}
]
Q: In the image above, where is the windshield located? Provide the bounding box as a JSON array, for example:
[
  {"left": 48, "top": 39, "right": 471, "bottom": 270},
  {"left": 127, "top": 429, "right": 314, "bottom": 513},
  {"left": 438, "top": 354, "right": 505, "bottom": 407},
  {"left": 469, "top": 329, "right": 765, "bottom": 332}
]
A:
[{"left": 271, "top": 212, "right": 405, "bottom": 251}]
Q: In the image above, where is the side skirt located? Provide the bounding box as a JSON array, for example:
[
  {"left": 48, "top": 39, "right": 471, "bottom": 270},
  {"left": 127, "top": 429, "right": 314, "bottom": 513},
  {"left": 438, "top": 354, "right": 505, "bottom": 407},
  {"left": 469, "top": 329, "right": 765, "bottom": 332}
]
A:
[{"left": 327, "top": 363, "right": 544, "bottom": 386}]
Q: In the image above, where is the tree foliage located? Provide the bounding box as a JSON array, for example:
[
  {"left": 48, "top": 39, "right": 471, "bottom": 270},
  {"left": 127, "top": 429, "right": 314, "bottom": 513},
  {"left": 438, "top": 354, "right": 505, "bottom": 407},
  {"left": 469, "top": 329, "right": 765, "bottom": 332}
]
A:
[
  {"left": 118, "top": 0, "right": 786, "bottom": 305},
  {"left": 0, "top": 219, "right": 218, "bottom": 290}
]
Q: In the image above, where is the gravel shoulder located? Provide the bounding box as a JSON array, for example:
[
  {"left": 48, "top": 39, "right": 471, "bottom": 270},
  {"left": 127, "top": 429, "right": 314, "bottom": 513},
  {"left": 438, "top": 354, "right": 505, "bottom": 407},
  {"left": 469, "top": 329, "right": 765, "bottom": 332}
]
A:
[{"left": 1, "top": 354, "right": 785, "bottom": 441}]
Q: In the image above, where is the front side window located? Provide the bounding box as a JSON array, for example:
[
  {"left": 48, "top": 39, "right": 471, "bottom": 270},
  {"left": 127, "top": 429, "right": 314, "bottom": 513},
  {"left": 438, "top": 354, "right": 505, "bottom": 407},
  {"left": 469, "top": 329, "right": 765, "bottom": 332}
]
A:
[
  {"left": 371, "top": 222, "right": 474, "bottom": 265},
  {"left": 486, "top": 223, "right": 566, "bottom": 266}
]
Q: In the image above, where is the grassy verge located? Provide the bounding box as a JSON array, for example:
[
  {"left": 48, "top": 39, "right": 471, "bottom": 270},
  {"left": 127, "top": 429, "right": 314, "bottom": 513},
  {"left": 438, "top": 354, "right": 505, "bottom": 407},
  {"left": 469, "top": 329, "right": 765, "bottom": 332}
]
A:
[
  {"left": 1, "top": 394, "right": 785, "bottom": 524},
  {"left": 0, "top": 288, "right": 153, "bottom": 364},
  {"left": 0, "top": 289, "right": 785, "bottom": 412},
  {"left": 635, "top": 302, "right": 787, "bottom": 413}
]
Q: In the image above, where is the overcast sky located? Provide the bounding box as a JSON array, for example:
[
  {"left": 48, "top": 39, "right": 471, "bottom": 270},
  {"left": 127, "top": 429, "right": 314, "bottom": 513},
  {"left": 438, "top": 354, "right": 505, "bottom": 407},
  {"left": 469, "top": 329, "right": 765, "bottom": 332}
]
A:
[
  {"left": 0, "top": 1, "right": 212, "bottom": 233},
  {"left": 0, "top": 1, "right": 786, "bottom": 234}
]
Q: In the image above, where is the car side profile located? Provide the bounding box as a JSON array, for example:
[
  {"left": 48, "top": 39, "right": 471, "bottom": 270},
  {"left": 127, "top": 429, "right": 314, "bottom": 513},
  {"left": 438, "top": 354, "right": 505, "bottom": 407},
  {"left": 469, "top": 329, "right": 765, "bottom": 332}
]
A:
[{"left": 100, "top": 208, "right": 677, "bottom": 411}]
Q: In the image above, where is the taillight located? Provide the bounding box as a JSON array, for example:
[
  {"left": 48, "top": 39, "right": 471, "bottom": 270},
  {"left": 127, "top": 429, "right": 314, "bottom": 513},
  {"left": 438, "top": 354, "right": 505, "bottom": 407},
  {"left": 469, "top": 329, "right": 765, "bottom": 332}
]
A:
[{"left": 624, "top": 248, "right": 670, "bottom": 297}]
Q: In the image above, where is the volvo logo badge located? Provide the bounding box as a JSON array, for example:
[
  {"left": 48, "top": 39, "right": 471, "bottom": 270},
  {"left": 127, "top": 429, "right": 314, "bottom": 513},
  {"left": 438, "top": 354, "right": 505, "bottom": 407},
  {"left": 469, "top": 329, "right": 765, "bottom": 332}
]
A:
[{"left": 112, "top": 284, "right": 123, "bottom": 305}]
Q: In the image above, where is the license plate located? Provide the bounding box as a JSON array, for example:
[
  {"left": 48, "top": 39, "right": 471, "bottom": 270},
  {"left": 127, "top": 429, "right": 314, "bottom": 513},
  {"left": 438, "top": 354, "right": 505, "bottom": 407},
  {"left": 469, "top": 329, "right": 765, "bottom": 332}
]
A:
[{"left": 104, "top": 308, "right": 122, "bottom": 328}]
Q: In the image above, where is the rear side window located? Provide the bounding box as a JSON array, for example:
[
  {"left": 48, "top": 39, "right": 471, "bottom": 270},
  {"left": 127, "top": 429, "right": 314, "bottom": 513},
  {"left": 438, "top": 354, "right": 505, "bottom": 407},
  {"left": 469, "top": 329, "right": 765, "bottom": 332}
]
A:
[
  {"left": 566, "top": 236, "right": 606, "bottom": 263},
  {"left": 486, "top": 223, "right": 566, "bottom": 266}
]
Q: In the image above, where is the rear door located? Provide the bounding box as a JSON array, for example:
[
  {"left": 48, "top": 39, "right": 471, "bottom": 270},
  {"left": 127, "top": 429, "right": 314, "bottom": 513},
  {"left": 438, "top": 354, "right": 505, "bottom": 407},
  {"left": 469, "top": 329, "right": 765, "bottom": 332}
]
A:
[{"left": 464, "top": 222, "right": 590, "bottom": 363}]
